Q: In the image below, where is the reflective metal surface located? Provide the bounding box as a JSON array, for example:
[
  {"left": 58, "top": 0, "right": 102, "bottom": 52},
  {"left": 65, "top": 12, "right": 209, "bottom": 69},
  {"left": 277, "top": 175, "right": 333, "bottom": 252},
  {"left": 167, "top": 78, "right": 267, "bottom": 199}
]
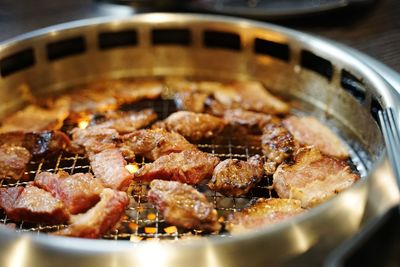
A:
[{"left": 0, "top": 13, "right": 399, "bottom": 267}]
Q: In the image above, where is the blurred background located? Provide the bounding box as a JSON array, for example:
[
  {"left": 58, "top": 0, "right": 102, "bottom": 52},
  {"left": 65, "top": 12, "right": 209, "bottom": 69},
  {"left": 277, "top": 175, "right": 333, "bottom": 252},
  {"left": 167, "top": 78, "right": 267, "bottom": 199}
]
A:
[{"left": 0, "top": 0, "right": 399, "bottom": 72}]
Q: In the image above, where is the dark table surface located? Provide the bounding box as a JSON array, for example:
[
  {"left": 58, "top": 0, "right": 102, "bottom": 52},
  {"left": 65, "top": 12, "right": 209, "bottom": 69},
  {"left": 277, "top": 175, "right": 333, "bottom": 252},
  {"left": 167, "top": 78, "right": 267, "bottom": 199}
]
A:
[{"left": 0, "top": 0, "right": 399, "bottom": 72}]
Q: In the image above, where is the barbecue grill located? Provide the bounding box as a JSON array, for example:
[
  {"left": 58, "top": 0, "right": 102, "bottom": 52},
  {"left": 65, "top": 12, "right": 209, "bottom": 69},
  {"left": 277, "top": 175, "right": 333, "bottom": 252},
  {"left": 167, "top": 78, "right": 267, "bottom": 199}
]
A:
[{"left": 0, "top": 13, "right": 399, "bottom": 267}]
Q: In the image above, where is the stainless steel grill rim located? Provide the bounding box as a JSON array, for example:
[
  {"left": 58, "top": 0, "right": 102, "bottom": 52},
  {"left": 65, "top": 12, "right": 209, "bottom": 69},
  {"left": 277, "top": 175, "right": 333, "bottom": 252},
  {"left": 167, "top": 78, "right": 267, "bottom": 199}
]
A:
[{"left": 0, "top": 13, "right": 399, "bottom": 267}]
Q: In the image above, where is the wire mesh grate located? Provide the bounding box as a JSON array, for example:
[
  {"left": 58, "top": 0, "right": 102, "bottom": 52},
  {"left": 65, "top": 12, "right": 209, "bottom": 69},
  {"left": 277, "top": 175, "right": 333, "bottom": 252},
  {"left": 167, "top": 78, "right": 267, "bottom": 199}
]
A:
[{"left": 0, "top": 97, "right": 274, "bottom": 242}]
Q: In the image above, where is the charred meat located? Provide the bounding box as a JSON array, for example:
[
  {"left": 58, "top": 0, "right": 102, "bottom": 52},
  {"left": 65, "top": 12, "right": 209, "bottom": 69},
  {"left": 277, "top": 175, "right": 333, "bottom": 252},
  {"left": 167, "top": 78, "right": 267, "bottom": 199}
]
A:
[
  {"left": 69, "top": 79, "right": 162, "bottom": 114},
  {"left": 226, "top": 198, "right": 305, "bottom": 234},
  {"left": 71, "top": 127, "right": 119, "bottom": 154},
  {"left": 174, "top": 91, "right": 210, "bottom": 113},
  {"left": 148, "top": 179, "right": 221, "bottom": 232},
  {"left": 0, "top": 144, "right": 31, "bottom": 180},
  {"left": 208, "top": 155, "right": 264, "bottom": 197},
  {"left": 34, "top": 171, "right": 104, "bottom": 214},
  {"left": 283, "top": 116, "right": 349, "bottom": 159},
  {"left": 0, "top": 98, "right": 70, "bottom": 133},
  {"left": 155, "top": 111, "right": 226, "bottom": 141},
  {"left": 0, "top": 131, "right": 72, "bottom": 157},
  {"left": 261, "top": 122, "right": 299, "bottom": 175},
  {"left": 89, "top": 148, "right": 133, "bottom": 191},
  {"left": 119, "top": 128, "right": 197, "bottom": 161},
  {"left": 273, "top": 147, "right": 359, "bottom": 208},
  {"left": 135, "top": 150, "right": 220, "bottom": 185},
  {"left": 0, "top": 184, "right": 69, "bottom": 224},
  {"left": 224, "top": 109, "right": 276, "bottom": 134},
  {"left": 55, "top": 188, "right": 128, "bottom": 238},
  {"left": 90, "top": 109, "right": 157, "bottom": 134}
]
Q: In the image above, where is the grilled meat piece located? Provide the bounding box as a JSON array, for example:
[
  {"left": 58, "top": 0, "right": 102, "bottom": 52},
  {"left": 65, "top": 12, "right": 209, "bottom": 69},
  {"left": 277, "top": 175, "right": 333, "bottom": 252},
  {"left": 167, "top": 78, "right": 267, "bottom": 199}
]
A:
[
  {"left": 208, "top": 155, "right": 265, "bottom": 197},
  {"left": 283, "top": 116, "right": 349, "bottom": 159},
  {"left": 69, "top": 80, "right": 162, "bottom": 114},
  {"left": 155, "top": 111, "right": 226, "bottom": 141},
  {"left": 0, "top": 184, "right": 69, "bottom": 224},
  {"left": 261, "top": 122, "right": 299, "bottom": 175},
  {"left": 226, "top": 198, "right": 305, "bottom": 234},
  {"left": 34, "top": 171, "right": 104, "bottom": 214},
  {"left": 55, "top": 188, "right": 128, "bottom": 238},
  {"left": 0, "top": 131, "right": 72, "bottom": 157},
  {"left": 89, "top": 148, "right": 133, "bottom": 191},
  {"left": 273, "top": 147, "right": 360, "bottom": 208},
  {"left": 174, "top": 91, "right": 210, "bottom": 113},
  {"left": 91, "top": 109, "right": 157, "bottom": 134},
  {"left": 119, "top": 128, "right": 197, "bottom": 161},
  {"left": 148, "top": 179, "right": 221, "bottom": 232},
  {"left": 0, "top": 144, "right": 31, "bottom": 180},
  {"left": 71, "top": 127, "right": 119, "bottom": 153},
  {"left": 0, "top": 98, "right": 70, "bottom": 133},
  {"left": 135, "top": 150, "right": 220, "bottom": 185},
  {"left": 224, "top": 109, "right": 276, "bottom": 134}
]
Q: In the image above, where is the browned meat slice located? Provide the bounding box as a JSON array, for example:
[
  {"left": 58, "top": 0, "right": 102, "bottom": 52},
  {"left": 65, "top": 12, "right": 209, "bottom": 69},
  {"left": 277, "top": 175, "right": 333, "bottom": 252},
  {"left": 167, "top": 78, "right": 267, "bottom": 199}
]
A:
[
  {"left": 34, "top": 171, "right": 104, "bottom": 214},
  {"left": 135, "top": 150, "right": 220, "bottom": 184},
  {"left": 0, "top": 184, "right": 69, "bottom": 224},
  {"left": 226, "top": 198, "right": 305, "bottom": 234},
  {"left": 0, "top": 98, "right": 70, "bottom": 132},
  {"left": 208, "top": 155, "right": 265, "bottom": 197},
  {"left": 55, "top": 188, "right": 128, "bottom": 238},
  {"left": 174, "top": 91, "right": 210, "bottom": 113},
  {"left": 273, "top": 147, "right": 360, "bottom": 208},
  {"left": 155, "top": 111, "right": 226, "bottom": 141},
  {"left": 261, "top": 122, "right": 299, "bottom": 175},
  {"left": 0, "top": 144, "right": 31, "bottom": 180},
  {"left": 148, "top": 179, "right": 221, "bottom": 232},
  {"left": 0, "top": 131, "right": 72, "bottom": 157},
  {"left": 224, "top": 109, "right": 277, "bottom": 134},
  {"left": 69, "top": 80, "right": 162, "bottom": 114},
  {"left": 89, "top": 148, "right": 133, "bottom": 191},
  {"left": 283, "top": 116, "right": 349, "bottom": 159},
  {"left": 119, "top": 128, "right": 197, "bottom": 161},
  {"left": 91, "top": 109, "right": 157, "bottom": 134},
  {"left": 71, "top": 127, "right": 119, "bottom": 153}
]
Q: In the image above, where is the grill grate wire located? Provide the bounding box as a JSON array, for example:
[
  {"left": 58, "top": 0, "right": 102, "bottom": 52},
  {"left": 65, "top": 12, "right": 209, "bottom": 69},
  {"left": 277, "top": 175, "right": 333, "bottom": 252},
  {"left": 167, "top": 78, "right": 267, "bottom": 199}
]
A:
[{"left": 0, "top": 97, "right": 274, "bottom": 241}]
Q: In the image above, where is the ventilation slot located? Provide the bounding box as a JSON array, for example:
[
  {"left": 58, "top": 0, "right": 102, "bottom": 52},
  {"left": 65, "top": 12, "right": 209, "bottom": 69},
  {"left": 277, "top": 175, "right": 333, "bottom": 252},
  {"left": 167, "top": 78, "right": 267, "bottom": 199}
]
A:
[
  {"left": 47, "top": 36, "right": 86, "bottom": 61},
  {"left": 254, "top": 38, "right": 290, "bottom": 61},
  {"left": 0, "top": 48, "right": 35, "bottom": 77},
  {"left": 203, "top": 30, "right": 241, "bottom": 51},
  {"left": 152, "top": 29, "right": 191, "bottom": 46},
  {"left": 341, "top": 70, "right": 366, "bottom": 103},
  {"left": 300, "top": 50, "right": 333, "bottom": 80},
  {"left": 371, "top": 96, "right": 383, "bottom": 123},
  {"left": 99, "top": 30, "right": 137, "bottom": 50}
]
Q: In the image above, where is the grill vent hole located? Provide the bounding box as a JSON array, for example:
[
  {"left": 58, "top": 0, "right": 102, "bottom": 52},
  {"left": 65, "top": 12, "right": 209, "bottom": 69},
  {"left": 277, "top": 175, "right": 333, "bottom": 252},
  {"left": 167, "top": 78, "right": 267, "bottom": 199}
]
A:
[
  {"left": 203, "top": 30, "right": 241, "bottom": 51},
  {"left": 254, "top": 38, "right": 290, "bottom": 61},
  {"left": 47, "top": 36, "right": 86, "bottom": 61},
  {"left": 371, "top": 96, "right": 383, "bottom": 123},
  {"left": 0, "top": 48, "right": 35, "bottom": 77},
  {"left": 300, "top": 50, "right": 333, "bottom": 80},
  {"left": 99, "top": 30, "right": 138, "bottom": 50},
  {"left": 151, "top": 29, "right": 191, "bottom": 46},
  {"left": 341, "top": 70, "right": 366, "bottom": 103}
]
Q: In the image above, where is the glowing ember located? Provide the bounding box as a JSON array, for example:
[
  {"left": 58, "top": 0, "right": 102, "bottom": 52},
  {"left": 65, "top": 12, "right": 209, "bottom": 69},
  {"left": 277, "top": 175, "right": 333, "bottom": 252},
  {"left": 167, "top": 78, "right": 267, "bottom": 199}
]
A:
[
  {"left": 164, "top": 226, "right": 177, "bottom": 234},
  {"left": 78, "top": 120, "right": 89, "bottom": 129},
  {"left": 128, "top": 222, "right": 138, "bottom": 231},
  {"left": 130, "top": 235, "right": 143, "bottom": 242},
  {"left": 125, "top": 163, "right": 139, "bottom": 174},
  {"left": 147, "top": 213, "right": 156, "bottom": 220},
  {"left": 144, "top": 227, "right": 157, "bottom": 234}
]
